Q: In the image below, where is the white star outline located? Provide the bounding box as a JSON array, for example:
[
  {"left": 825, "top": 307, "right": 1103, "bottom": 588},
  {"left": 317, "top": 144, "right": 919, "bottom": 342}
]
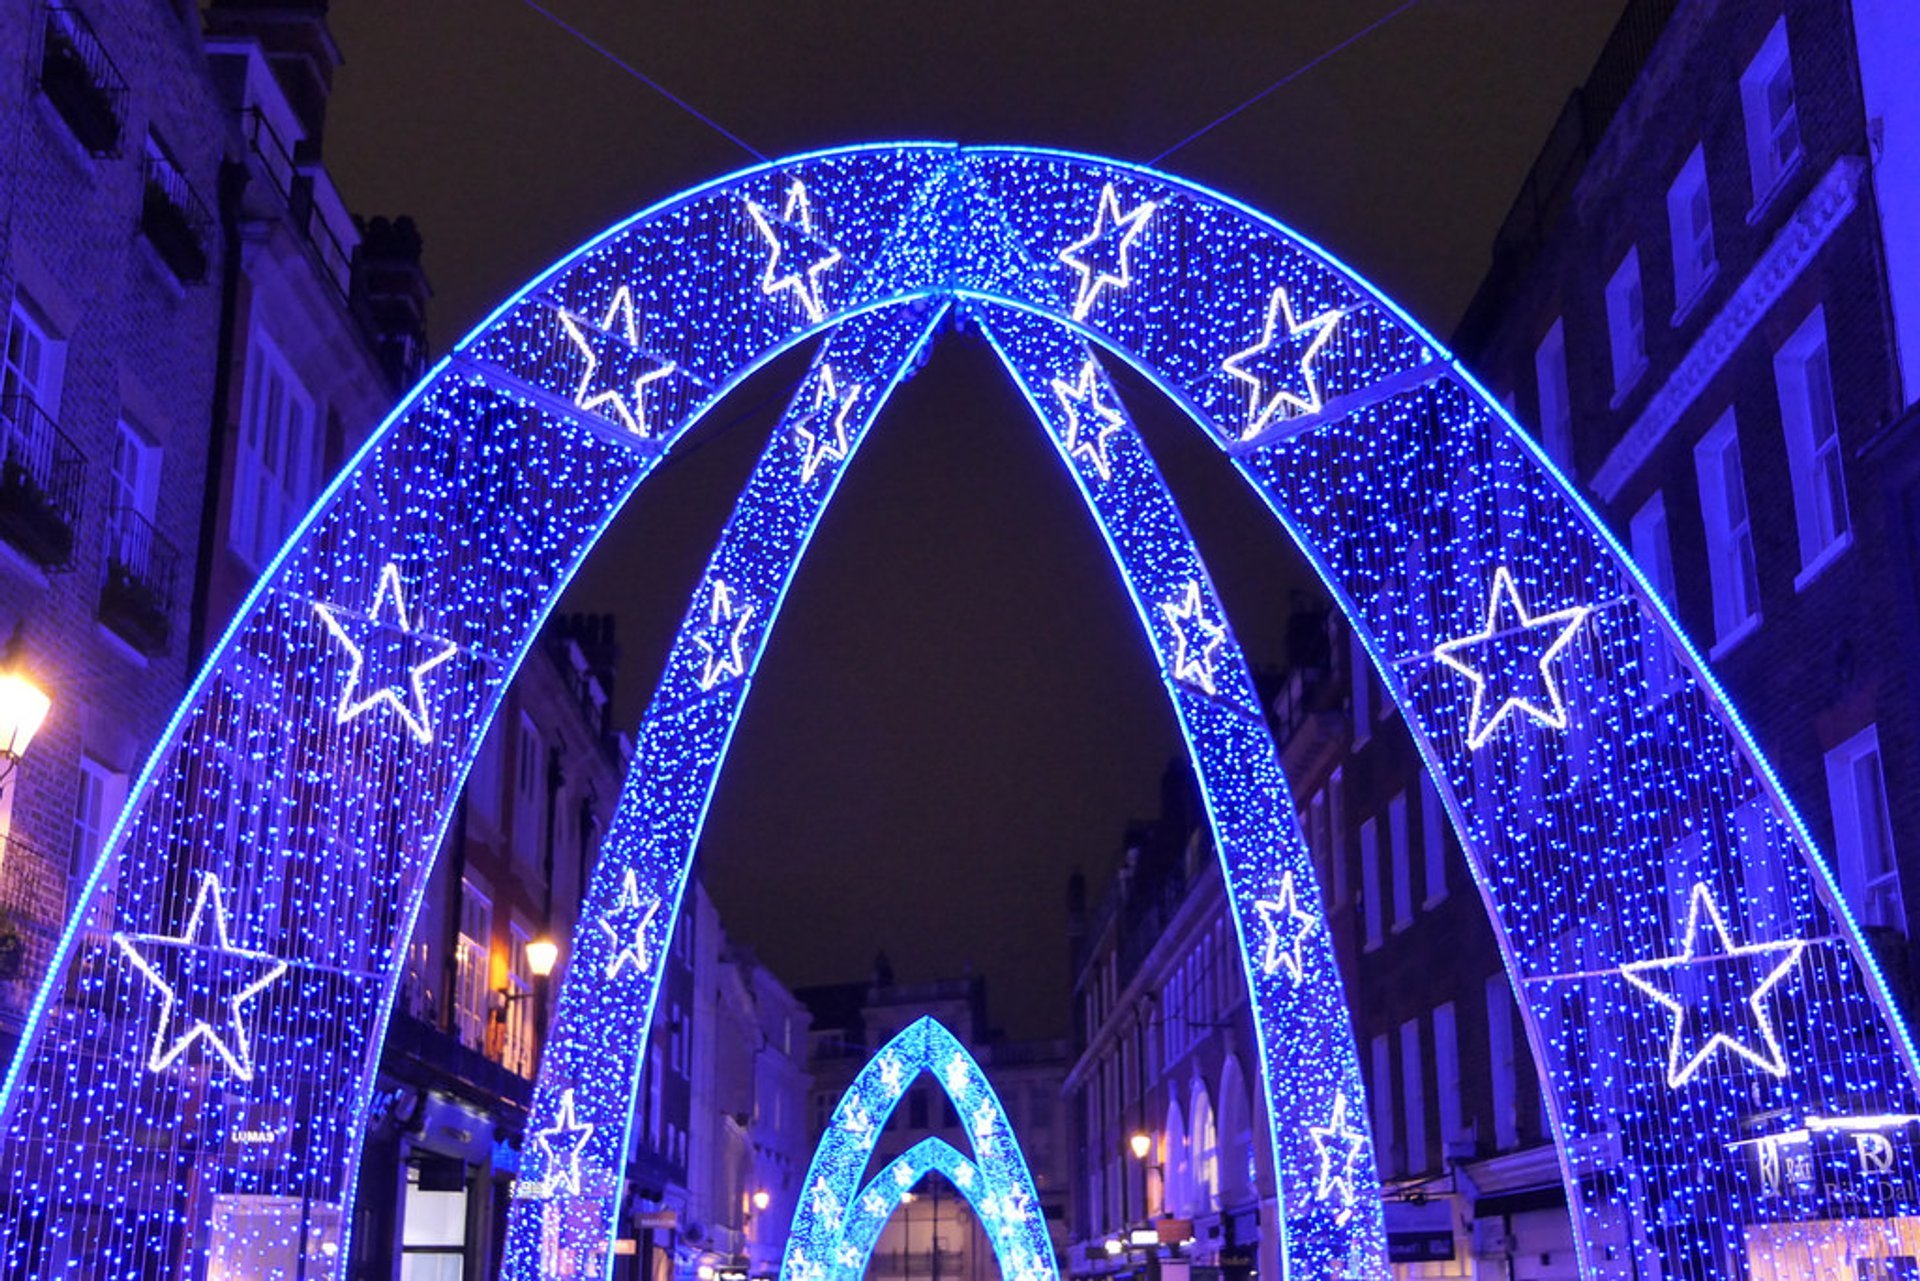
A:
[
  {"left": 877, "top": 1051, "right": 906, "bottom": 1097},
  {"left": 531, "top": 1088, "right": 595, "bottom": 1198},
  {"left": 840, "top": 1100, "right": 875, "bottom": 1141},
  {"left": 1058, "top": 182, "right": 1158, "bottom": 322},
  {"left": 1221, "top": 284, "right": 1345, "bottom": 440},
  {"left": 1254, "top": 870, "right": 1319, "bottom": 985},
  {"left": 1307, "top": 1090, "right": 1369, "bottom": 1225},
  {"left": 797, "top": 364, "right": 863, "bottom": 484},
  {"left": 693, "top": 579, "right": 755, "bottom": 692},
  {"left": 943, "top": 1050, "right": 970, "bottom": 1096},
  {"left": 1433, "top": 565, "right": 1591, "bottom": 750},
  {"left": 1049, "top": 357, "right": 1125, "bottom": 483},
  {"left": 557, "top": 283, "right": 679, "bottom": 438},
  {"left": 1619, "top": 881, "right": 1807, "bottom": 1089},
  {"left": 312, "top": 562, "right": 460, "bottom": 745},
  {"left": 113, "top": 872, "right": 289, "bottom": 1083},
  {"left": 746, "top": 178, "right": 843, "bottom": 324},
  {"left": 598, "top": 867, "right": 659, "bottom": 981},
  {"left": 1160, "top": 579, "right": 1227, "bottom": 696}
]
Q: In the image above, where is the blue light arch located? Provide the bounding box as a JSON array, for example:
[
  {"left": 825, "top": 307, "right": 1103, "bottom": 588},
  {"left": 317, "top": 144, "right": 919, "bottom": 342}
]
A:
[{"left": 0, "top": 143, "right": 1911, "bottom": 1281}]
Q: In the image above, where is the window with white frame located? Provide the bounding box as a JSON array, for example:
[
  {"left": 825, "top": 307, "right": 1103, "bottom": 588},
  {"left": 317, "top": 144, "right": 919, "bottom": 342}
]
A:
[
  {"left": 1774, "top": 307, "right": 1850, "bottom": 571},
  {"left": 1825, "top": 725, "right": 1906, "bottom": 934},
  {"left": 1370, "top": 1032, "right": 1395, "bottom": 1176},
  {"left": 399, "top": 1163, "right": 467, "bottom": 1280},
  {"left": 1349, "top": 626, "right": 1372, "bottom": 748},
  {"left": 1629, "top": 490, "right": 1684, "bottom": 694},
  {"left": 1328, "top": 768, "right": 1347, "bottom": 906},
  {"left": 1486, "top": 975, "right": 1519, "bottom": 1150},
  {"left": 514, "top": 712, "right": 545, "bottom": 870},
  {"left": 1400, "top": 1017, "right": 1427, "bottom": 1174},
  {"left": 1433, "top": 1002, "right": 1462, "bottom": 1154},
  {"left": 503, "top": 918, "right": 536, "bottom": 1078},
  {"left": 1667, "top": 145, "right": 1716, "bottom": 310},
  {"left": 453, "top": 878, "right": 492, "bottom": 1052},
  {"left": 1421, "top": 775, "right": 1447, "bottom": 908},
  {"left": 1605, "top": 248, "right": 1647, "bottom": 397},
  {"left": 109, "top": 420, "right": 161, "bottom": 568},
  {"left": 1361, "top": 816, "right": 1383, "bottom": 950},
  {"left": 2, "top": 295, "right": 65, "bottom": 474},
  {"left": 1388, "top": 791, "right": 1412, "bottom": 931},
  {"left": 1307, "top": 789, "right": 1331, "bottom": 897},
  {"left": 70, "top": 757, "right": 125, "bottom": 883},
  {"left": 1740, "top": 18, "right": 1801, "bottom": 205},
  {"left": 1190, "top": 1085, "right": 1218, "bottom": 1212},
  {"left": 1694, "top": 411, "right": 1761, "bottom": 643},
  {"left": 230, "top": 326, "right": 316, "bottom": 569},
  {"left": 467, "top": 720, "right": 503, "bottom": 826},
  {"left": 1534, "top": 318, "right": 1572, "bottom": 466}
]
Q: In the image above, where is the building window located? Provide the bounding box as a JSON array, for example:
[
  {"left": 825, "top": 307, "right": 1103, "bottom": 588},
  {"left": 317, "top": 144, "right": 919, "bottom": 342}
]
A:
[
  {"left": 514, "top": 712, "right": 545, "bottom": 869},
  {"left": 1388, "top": 791, "right": 1412, "bottom": 931},
  {"left": 1328, "top": 768, "right": 1347, "bottom": 906},
  {"left": 1360, "top": 817, "right": 1383, "bottom": 950},
  {"left": 1400, "top": 1017, "right": 1426, "bottom": 1174},
  {"left": 1825, "top": 725, "right": 1906, "bottom": 934},
  {"left": 1605, "top": 248, "right": 1647, "bottom": 399},
  {"left": 1667, "top": 145, "right": 1716, "bottom": 312},
  {"left": 467, "top": 720, "right": 503, "bottom": 825},
  {"left": 1694, "top": 411, "right": 1761, "bottom": 646},
  {"left": 1307, "top": 789, "right": 1332, "bottom": 898},
  {"left": 230, "top": 327, "right": 315, "bottom": 569},
  {"left": 1349, "top": 626, "right": 1372, "bottom": 748},
  {"left": 503, "top": 919, "right": 536, "bottom": 1077},
  {"left": 70, "top": 757, "right": 125, "bottom": 883},
  {"left": 1774, "top": 307, "right": 1851, "bottom": 575},
  {"left": 1534, "top": 318, "right": 1571, "bottom": 467},
  {"left": 1370, "top": 1032, "right": 1395, "bottom": 1176},
  {"left": 1486, "top": 975, "right": 1519, "bottom": 1150},
  {"left": 1421, "top": 776, "right": 1447, "bottom": 908},
  {"left": 399, "top": 1164, "right": 466, "bottom": 1280},
  {"left": 1741, "top": 17, "right": 1801, "bottom": 206},
  {"left": 3, "top": 295, "right": 64, "bottom": 418},
  {"left": 1433, "top": 1002, "right": 1462, "bottom": 1156},
  {"left": 453, "top": 878, "right": 492, "bottom": 1052},
  {"left": 1629, "top": 491, "right": 1684, "bottom": 695},
  {"left": 1190, "top": 1085, "right": 1218, "bottom": 1213}
]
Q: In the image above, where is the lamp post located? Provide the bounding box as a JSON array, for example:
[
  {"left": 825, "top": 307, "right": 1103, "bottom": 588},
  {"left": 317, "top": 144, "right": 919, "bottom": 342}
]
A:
[
  {"left": 0, "top": 645, "right": 51, "bottom": 791},
  {"left": 1129, "top": 1131, "right": 1159, "bottom": 1220},
  {"left": 496, "top": 934, "right": 563, "bottom": 1067}
]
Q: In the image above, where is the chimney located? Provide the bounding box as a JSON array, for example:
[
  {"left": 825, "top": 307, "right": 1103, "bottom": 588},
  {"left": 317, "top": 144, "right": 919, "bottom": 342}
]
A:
[
  {"left": 203, "top": 1, "right": 343, "bottom": 146},
  {"left": 351, "top": 215, "right": 432, "bottom": 390}
]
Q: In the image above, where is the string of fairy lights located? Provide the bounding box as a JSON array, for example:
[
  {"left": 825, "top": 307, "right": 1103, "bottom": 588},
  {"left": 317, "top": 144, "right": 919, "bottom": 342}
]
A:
[{"left": 0, "top": 145, "right": 1911, "bottom": 1281}]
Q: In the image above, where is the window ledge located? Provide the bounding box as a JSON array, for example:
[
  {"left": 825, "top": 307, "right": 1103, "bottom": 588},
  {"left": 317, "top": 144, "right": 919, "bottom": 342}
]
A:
[
  {"left": 1670, "top": 264, "right": 1719, "bottom": 328},
  {"left": 1422, "top": 894, "right": 1448, "bottom": 911},
  {"left": 1363, "top": 938, "right": 1383, "bottom": 954},
  {"left": 96, "top": 621, "right": 151, "bottom": 669},
  {"left": 1747, "top": 150, "right": 1806, "bottom": 227},
  {"left": 1609, "top": 359, "right": 1649, "bottom": 409},
  {"left": 1708, "top": 613, "right": 1763, "bottom": 661},
  {"left": 1793, "top": 531, "right": 1853, "bottom": 592},
  {"left": 1390, "top": 918, "right": 1412, "bottom": 936}
]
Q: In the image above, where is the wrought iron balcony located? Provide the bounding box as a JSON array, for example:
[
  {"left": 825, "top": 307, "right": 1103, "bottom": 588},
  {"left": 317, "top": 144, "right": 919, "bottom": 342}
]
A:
[
  {"left": 238, "top": 108, "right": 353, "bottom": 299},
  {"left": 0, "top": 393, "right": 84, "bottom": 571},
  {"left": 100, "top": 505, "right": 177, "bottom": 655},
  {"left": 0, "top": 834, "right": 67, "bottom": 994},
  {"left": 38, "top": 5, "right": 127, "bottom": 157},
  {"left": 140, "top": 147, "right": 212, "bottom": 284}
]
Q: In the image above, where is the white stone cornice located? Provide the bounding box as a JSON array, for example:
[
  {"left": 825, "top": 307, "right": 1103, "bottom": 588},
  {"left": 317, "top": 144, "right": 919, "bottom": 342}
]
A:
[{"left": 1593, "top": 156, "right": 1867, "bottom": 502}]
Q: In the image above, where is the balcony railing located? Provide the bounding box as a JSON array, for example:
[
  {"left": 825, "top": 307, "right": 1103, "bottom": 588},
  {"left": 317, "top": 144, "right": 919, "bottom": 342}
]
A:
[
  {"left": 0, "top": 392, "right": 84, "bottom": 570},
  {"left": 0, "top": 834, "right": 68, "bottom": 994},
  {"left": 39, "top": 5, "right": 127, "bottom": 157},
  {"left": 140, "top": 148, "right": 212, "bottom": 284},
  {"left": 238, "top": 108, "right": 353, "bottom": 299},
  {"left": 100, "top": 504, "right": 177, "bottom": 655}
]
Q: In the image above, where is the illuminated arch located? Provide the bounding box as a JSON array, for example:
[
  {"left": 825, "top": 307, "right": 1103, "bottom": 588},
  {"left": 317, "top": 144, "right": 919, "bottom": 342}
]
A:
[
  {"left": 0, "top": 144, "right": 1913, "bottom": 1281},
  {"left": 783, "top": 1018, "right": 1055, "bottom": 1281}
]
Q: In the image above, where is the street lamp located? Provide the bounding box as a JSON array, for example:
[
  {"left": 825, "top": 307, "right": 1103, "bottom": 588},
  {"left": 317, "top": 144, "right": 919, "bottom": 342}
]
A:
[
  {"left": 1128, "top": 1132, "right": 1152, "bottom": 1162},
  {"left": 752, "top": 1189, "right": 771, "bottom": 1212},
  {"left": 0, "top": 639, "right": 51, "bottom": 788},
  {"left": 524, "top": 934, "right": 560, "bottom": 979},
  {"left": 1129, "top": 1130, "right": 1161, "bottom": 1220}
]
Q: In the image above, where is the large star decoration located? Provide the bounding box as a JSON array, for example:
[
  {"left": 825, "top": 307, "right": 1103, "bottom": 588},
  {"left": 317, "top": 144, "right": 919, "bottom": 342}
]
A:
[
  {"left": 1161, "top": 580, "right": 1227, "bottom": 696},
  {"left": 1221, "top": 285, "right": 1344, "bottom": 440},
  {"left": 114, "top": 872, "right": 289, "bottom": 1083},
  {"left": 1433, "top": 566, "right": 1591, "bottom": 750},
  {"left": 747, "top": 178, "right": 843, "bottom": 324},
  {"left": 693, "top": 579, "right": 755, "bottom": 692},
  {"left": 943, "top": 1051, "right": 970, "bottom": 1096},
  {"left": 1620, "top": 881, "right": 1806, "bottom": 1089},
  {"left": 533, "top": 1088, "right": 595, "bottom": 1197},
  {"left": 1254, "top": 871, "right": 1318, "bottom": 986},
  {"left": 1049, "top": 358, "right": 1125, "bottom": 483},
  {"left": 1058, "top": 182, "right": 1157, "bottom": 322},
  {"left": 1307, "top": 1091, "right": 1369, "bottom": 1225},
  {"left": 877, "top": 1052, "right": 906, "bottom": 1096},
  {"left": 598, "top": 867, "right": 659, "bottom": 981},
  {"left": 557, "top": 283, "right": 679, "bottom": 438},
  {"left": 312, "top": 561, "right": 459, "bottom": 745},
  {"left": 797, "top": 364, "right": 862, "bottom": 484}
]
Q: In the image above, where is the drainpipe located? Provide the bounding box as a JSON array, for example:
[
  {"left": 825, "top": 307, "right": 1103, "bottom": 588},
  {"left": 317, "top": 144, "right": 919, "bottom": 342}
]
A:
[{"left": 187, "top": 157, "right": 249, "bottom": 668}]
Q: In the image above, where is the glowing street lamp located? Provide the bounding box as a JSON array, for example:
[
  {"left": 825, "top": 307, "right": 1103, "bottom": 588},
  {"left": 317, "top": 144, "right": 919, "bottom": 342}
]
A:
[
  {"left": 524, "top": 934, "right": 561, "bottom": 979},
  {"left": 0, "top": 630, "right": 51, "bottom": 787},
  {"left": 752, "top": 1189, "right": 771, "bottom": 1212},
  {"left": 1128, "top": 1132, "right": 1153, "bottom": 1162}
]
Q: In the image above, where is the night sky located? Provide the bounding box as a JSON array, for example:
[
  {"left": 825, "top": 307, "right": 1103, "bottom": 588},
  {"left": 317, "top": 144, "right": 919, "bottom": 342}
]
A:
[{"left": 324, "top": 1, "right": 1628, "bottom": 1038}]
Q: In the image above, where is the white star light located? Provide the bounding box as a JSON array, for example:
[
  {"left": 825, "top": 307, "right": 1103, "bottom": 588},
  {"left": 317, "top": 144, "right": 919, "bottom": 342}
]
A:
[
  {"left": 1160, "top": 579, "right": 1227, "bottom": 696},
  {"left": 1307, "top": 1091, "right": 1369, "bottom": 1225},
  {"left": 533, "top": 1089, "right": 595, "bottom": 1197},
  {"left": 1620, "top": 881, "right": 1807, "bottom": 1089},
  {"left": 557, "top": 283, "right": 679, "bottom": 438},
  {"left": 797, "top": 364, "right": 862, "bottom": 483},
  {"left": 952, "top": 1161, "right": 975, "bottom": 1190},
  {"left": 811, "top": 1177, "right": 844, "bottom": 1230},
  {"left": 891, "top": 1160, "right": 917, "bottom": 1189},
  {"left": 877, "top": 1052, "right": 906, "bottom": 1097},
  {"left": 598, "top": 867, "right": 659, "bottom": 981},
  {"left": 971, "top": 1099, "right": 997, "bottom": 1142},
  {"left": 747, "top": 178, "right": 843, "bottom": 324},
  {"left": 841, "top": 1101, "right": 874, "bottom": 1141},
  {"left": 312, "top": 562, "right": 459, "bottom": 745},
  {"left": 693, "top": 579, "right": 755, "bottom": 692},
  {"left": 835, "top": 1244, "right": 864, "bottom": 1269},
  {"left": 1433, "top": 566, "right": 1591, "bottom": 750},
  {"left": 943, "top": 1051, "right": 970, "bottom": 1096},
  {"left": 1049, "top": 357, "right": 1125, "bottom": 482},
  {"left": 1254, "top": 871, "right": 1319, "bottom": 985},
  {"left": 114, "top": 872, "right": 288, "bottom": 1083},
  {"left": 1221, "top": 285, "right": 1344, "bottom": 439},
  {"left": 1058, "top": 182, "right": 1157, "bottom": 321}
]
